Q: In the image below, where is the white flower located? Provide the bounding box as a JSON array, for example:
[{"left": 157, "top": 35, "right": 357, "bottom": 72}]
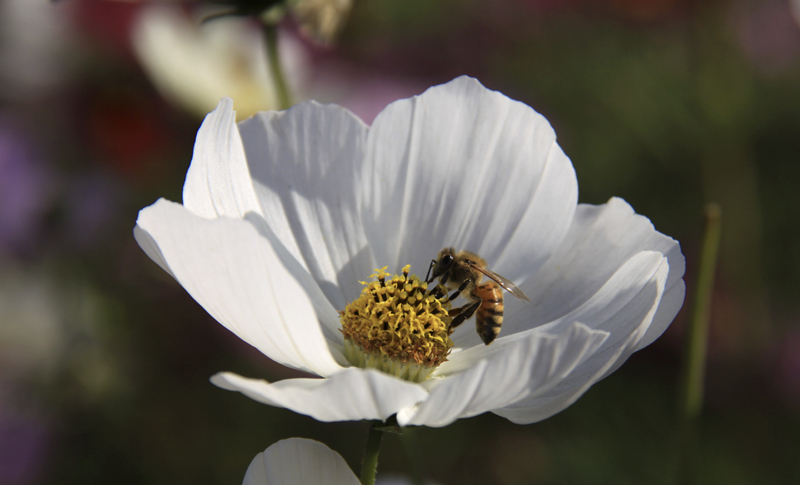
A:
[
  {"left": 289, "top": 0, "right": 354, "bottom": 43},
  {"left": 132, "top": 5, "right": 308, "bottom": 120},
  {"left": 244, "top": 437, "right": 437, "bottom": 485},
  {"left": 243, "top": 438, "right": 359, "bottom": 485},
  {"left": 134, "top": 76, "right": 685, "bottom": 427}
]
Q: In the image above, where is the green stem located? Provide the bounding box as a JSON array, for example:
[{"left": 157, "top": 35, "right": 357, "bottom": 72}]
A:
[
  {"left": 360, "top": 424, "right": 383, "bottom": 485},
  {"left": 679, "top": 203, "right": 722, "bottom": 421},
  {"left": 262, "top": 23, "right": 292, "bottom": 110},
  {"left": 676, "top": 204, "right": 721, "bottom": 484},
  {"left": 401, "top": 428, "right": 423, "bottom": 485}
]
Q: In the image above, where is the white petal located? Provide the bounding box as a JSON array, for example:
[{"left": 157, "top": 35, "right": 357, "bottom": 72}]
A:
[
  {"left": 542, "top": 251, "right": 669, "bottom": 334},
  {"left": 397, "top": 322, "right": 608, "bottom": 427},
  {"left": 242, "top": 213, "right": 348, "bottom": 345},
  {"left": 502, "top": 197, "right": 685, "bottom": 339},
  {"left": 548, "top": 251, "right": 670, "bottom": 375},
  {"left": 182, "top": 98, "right": 262, "bottom": 219},
  {"left": 135, "top": 199, "right": 343, "bottom": 376},
  {"left": 133, "top": 224, "right": 174, "bottom": 278},
  {"left": 212, "top": 368, "right": 428, "bottom": 422},
  {"left": 237, "top": 102, "right": 375, "bottom": 308},
  {"left": 360, "top": 76, "right": 577, "bottom": 283},
  {"left": 635, "top": 279, "right": 685, "bottom": 350},
  {"left": 493, "top": 330, "right": 640, "bottom": 425},
  {"left": 492, "top": 251, "right": 670, "bottom": 424},
  {"left": 177, "top": 99, "right": 346, "bottom": 341},
  {"left": 243, "top": 438, "right": 359, "bottom": 485}
]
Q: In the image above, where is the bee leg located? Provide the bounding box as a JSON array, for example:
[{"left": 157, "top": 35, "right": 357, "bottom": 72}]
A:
[
  {"left": 449, "top": 300, "right": 481, "bottom": 330},
  {"left": 443, "top": 279, "right": 470, "bottom": 303}
]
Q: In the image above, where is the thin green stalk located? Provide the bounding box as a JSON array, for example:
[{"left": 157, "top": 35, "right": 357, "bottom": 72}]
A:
[
  {"left": 679, "top": 202, "right": 722, "bottom": 421},
  {"left": 262, "top": 23, "right": 292, "bottom": 110},
  {"left": 360, "top": 424, "right": 383, "bottom": 485},
  {"left": 400, "top": 428, "right": 423, "bottom": 485},
  {"left": 676, "top": 204, "right": 721, "bottom": 485}
]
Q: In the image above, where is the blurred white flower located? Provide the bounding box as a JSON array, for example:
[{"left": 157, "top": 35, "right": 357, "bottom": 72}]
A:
[
  {"left": 243, "top": 438, "right": 358, "bottom": 485},
  {"left": 132, "top": 5, "right": 309, "bottom": 119},
  {"left": 289, "top": 0, "right": 353, "bottom": 43},
  {"left": 134, "top": 77, "right": 685, "bottom": 427}
]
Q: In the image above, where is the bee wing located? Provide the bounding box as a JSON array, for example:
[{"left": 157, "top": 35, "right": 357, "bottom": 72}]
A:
[{"left": 471, "top": 265, "right": 531, "bottom": 302}]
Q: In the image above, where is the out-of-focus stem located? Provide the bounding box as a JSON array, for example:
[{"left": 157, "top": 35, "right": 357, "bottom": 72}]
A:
[
  {"left": 676, "top": 204, "right": 721, "bottom": 485},
  {"left": 680, "top": 203, "right": 722, "bottom": 420},
  {"left": 262, "top": 22, "right": 292, "bottom": 110}
]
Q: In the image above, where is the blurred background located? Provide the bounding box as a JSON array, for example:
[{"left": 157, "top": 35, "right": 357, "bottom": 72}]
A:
[{"left": 1, "top": 0, "right": 799, "bottom": 483}]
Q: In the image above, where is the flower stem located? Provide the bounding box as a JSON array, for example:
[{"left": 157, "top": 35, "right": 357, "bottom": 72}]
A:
[
  {"left": 401, "top": 428, "right": 423, "bottom": 485},
  {"left": 360, "top": 424, "right": 383, "bottom": 485},
  {"left": 262, "top": 22, "right": 292, "bottom": 110},
  {"left": 679, "top": 202, "right": 722, "bottom": 420},
  {"left": 676, "top": 204, "right": 721, "bottom": 484}
]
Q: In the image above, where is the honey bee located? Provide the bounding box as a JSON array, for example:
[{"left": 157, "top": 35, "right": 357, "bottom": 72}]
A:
[{"left": 425, "top": 248, "right": 530, "bottom": 345}]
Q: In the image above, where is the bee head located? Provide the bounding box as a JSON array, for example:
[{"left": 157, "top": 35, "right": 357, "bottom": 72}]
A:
[{"left": 427, "top": 247, "right": 455, "bottom": 283}]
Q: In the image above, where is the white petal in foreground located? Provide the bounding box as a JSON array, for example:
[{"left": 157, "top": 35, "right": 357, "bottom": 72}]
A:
[
  {"left": 503, "top": 197, "right": 684, "bottom": 342},
  {"left": 238, "top": 102, "right": 374, "bottom": 307},
  {"left": 637, "top": 279, "right": 685, "bottom": 351},
  {"left": 494, "top": 251, "right": 670, "bottom": 424},
  {"left": 398, "top": 322, "right": 609, "bottom": 427},
  {"left": 181, "top": 98, "right": 357, "bottom": 342},
  {"left": 135, "top": 199, "right": 343, "bottom": 376},
  {"left": 243, "top": 438, "right": 359, "bottom": 485},
  {"left": 360, "top": 76, "right": 578, "bottom": 285},
  {"left": 212, "top": 367, "right": 427, "bottom": 422},
  {"left": 182, "top": 97, "right": 261, "bottom": 220}
]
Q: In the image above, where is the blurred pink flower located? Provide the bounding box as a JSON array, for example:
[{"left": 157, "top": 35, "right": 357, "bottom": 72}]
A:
[
  {"left": 774, "top": 325, "right": 800, "bottom": 406},
  {"left": 311, "top": 69, "right": 428, "bottom": 125},
  {"left": 0, "top": 392, "right": 50, "bottom": 485},
  {"left": 734, "top": 0, "right": 800, "bottom": 74},
  {"left": 0, "top": 119, "right": 54, "bottom": 255}
]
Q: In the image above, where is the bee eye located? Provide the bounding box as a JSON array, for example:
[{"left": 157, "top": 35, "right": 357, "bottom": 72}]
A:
[{"left": 444, "top": 255, "right": 454, "bottom": 264}]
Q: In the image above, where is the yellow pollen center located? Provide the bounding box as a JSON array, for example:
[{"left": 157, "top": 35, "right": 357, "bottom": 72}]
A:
[{"left": 339, "top": 265, "right": 453, "bottom": 382}]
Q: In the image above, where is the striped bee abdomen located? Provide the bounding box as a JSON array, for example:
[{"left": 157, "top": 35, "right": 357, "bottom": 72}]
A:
[{"left": 475, "top": 282, "right": 504, "bottom": 345}]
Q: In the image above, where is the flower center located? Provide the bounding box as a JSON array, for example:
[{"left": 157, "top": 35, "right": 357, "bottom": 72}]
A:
[{"left": 339, "top": 265, "right": 454, "bottom": 382}]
